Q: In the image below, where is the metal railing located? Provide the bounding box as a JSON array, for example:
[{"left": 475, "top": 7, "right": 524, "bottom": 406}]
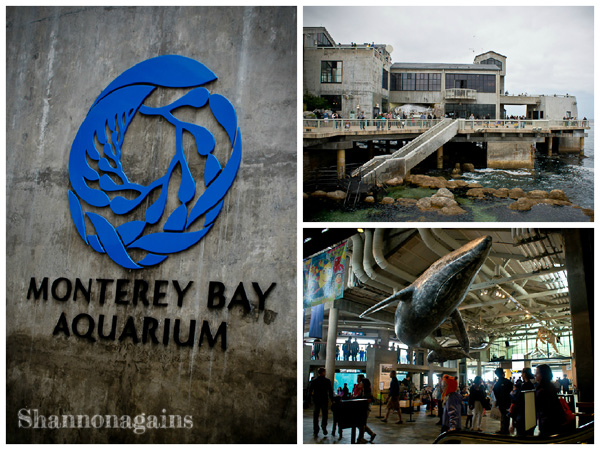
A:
[
  {"left": 303, "top": 118, "right": 590, "bottom": 134},
  {"left": 303, "top": 118, "right": 442, "bottom": 131}
]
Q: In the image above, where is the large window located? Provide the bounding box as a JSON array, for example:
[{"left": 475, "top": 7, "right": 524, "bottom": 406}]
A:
[
  {"left": 321, "top": 61, "right": 342, "bottom": 83},
  {"left": 382, "top": 69, "right": 389, "bottom": 90},
  {"left": 316, "top": 32, "right": 333, "bottom": 47},
  {"left": 390, "top": 73, "right": 441, "bottom": 91},
  {"left": 445, "top": 103, "right": 496, "bottom": 119},
  {"left": 480, "top": 57, "right": 503, "bottom": 70},
  {"left": 446, "top": 73, "right": 496, "bottom": 93}
]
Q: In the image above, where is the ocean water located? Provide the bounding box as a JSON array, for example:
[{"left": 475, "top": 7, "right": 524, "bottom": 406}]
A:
[
  {"left": 460, "top": 123, "right": 594, "bottom": 210},
  {"left": 304, "top": 123, "right": 594, "bottom": 222}
]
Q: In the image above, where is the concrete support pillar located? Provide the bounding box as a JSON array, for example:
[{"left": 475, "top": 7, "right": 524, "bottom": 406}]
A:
[
  {"left": 476, "top": 354, "right": 482, "bottom": 377},
  {"left": 407, "top": 347, "right": 414, "bottom": 365},
  {"left": 368, "top": 141, "right": 374, "bottom": 160},
  {"left": 487, "top": 141, "right": 535, "bottom": 169},
  {"left": 563, "top": 230, "right": 593, "bottom": 406},
  {"left": 546, "top": 137, "right": 553, "bottom": 156},
  {"left": 336, "top": 149, "right": 346, "bottom": 179},
  {"left": 558, "top": 136, "right": 581, "bottom": 154},
  {"left": 436, "top": 146, "right": 444, "bottom": 169},
  {"left": 325, "top": 306, "right": 339, "bottom": 387},
  {"left": 580, "top": 137, "right": 585, "bottom": 156},
  {"left": 524, "top": 360, "right": 532, "bottom": 369},
  {"left": 378, "top": 329, "right": 393, "bottom": 350}
]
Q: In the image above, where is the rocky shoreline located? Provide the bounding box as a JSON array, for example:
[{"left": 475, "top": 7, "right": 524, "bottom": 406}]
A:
[{"left": 303, "top": 173, "right": 594, "bottom": 221}]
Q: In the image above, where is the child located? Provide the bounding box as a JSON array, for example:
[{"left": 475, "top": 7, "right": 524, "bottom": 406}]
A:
[{"left": 465, "top": 402, "right": 474, "bottom": 429}]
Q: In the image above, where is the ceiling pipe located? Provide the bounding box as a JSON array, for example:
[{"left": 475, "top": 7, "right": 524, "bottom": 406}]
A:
[
  {"left": 373, "top": 228, "right": 416, "bottom": 284},
  {"left": 418, "top": 228, "right": 449, "bottom": 258},
  {"left": 350, "top": 234, "right": 392, "bottom": 294},
  {"left": 362, "top": 229, "right": 403, "bottom": 290}
]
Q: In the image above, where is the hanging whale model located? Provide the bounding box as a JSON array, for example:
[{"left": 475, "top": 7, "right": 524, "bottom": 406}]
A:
[{"left": 360, "top": 235, "right": 493, "bottom": 360}]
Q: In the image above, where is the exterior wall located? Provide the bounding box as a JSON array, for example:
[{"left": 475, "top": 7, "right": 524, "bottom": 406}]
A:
[
  {"left": 529, "top": 95, "right": 579, "bottom": 120},
  {"left": 487, "top": 141, "right": 535, "bottom": 169},
  {"left": 304, "top": 47, "right": 391, "bottom": 118},
  {"left": 6, "top": 6, "right": 296, "bottom": 444}
]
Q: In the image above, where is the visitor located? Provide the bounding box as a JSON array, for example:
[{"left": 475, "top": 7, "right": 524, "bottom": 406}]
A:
[
  {"left": 469, "top": 376, "right": 486, "bottom": 432},
  {"left": 359, "top": 348, "right": 365, "bottom": 361},
  {"left": 307, "top": 367, "right": 334, "bottom": 437},
  {"left": 382, "top": 370, "right": 403, "bottom": 424},
  {"left": 353, "top": 374, "right": 376, "bottom": 443},
  {"left": 559, "top": 374, "right": 571, "bottom": 394},
  {"left": 535, "top": 364, "right": 566, "bottom": 437},
  {"left": 493, "top": 368, "right": 513, "bottom": 434},
  {"left": 441, "top": 374, "right": 462, "bottom": 432},
  {"left": 511, "top": 367, "right": 535, "bottom": 436},
  {"left": 342, "top": 383, "right": 350, "bottom": 399},
  {"left": 433, "top": 380, "right": 443, "bottom": 424}
]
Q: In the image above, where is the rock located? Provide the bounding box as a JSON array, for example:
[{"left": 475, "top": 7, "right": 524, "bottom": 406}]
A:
[
  {"left": 451, "top": 168, "right": 461, "bottom": 177},
  {"left": 440, "top": 205, "right": 467, "bottom": 215},
  {"left": 508, "top": 188, "right": 526, "bottom": 199},
  {"left": 462, "top": 163, "right": 475, "bottom": 172},
  {"left": 431, "top": 196, "right": 458, "bottom": 208},
  {"left": 433, "top": 188, "right": 454, "bottom": 199},
  {"left": 541, "top": 199, "right": 571, "bottom": 207},
  {"left": 303, "top": 192, "right": 309, "bottom": 200},
  {"left": 482, "top": 188, "right": 497, "bottom": 195},
  {"left": 396, "top": 198, "right": 418, "bottom": 206},
  {"left": 326, "top": 190, "right": 346, "bottom": 200},
  {"left": 416, "top": 197, "right": 434, "bottom": 211},
  {"left": 403, "top": 174, "right": 413, "bottom": 184},
  {"left": 380, "top": 197, "right": 395, "bottom": 204},
  {"left": 548, "top": 189, "right": 570, "bottom": 202},
  {"left": 311, "top": 190, "right": 327, "bottom": 198},
  {"left": 445, "top": 180, "right": 459, "bottom": 189},
  {"left": 468, "top": 182, "right": 483, "bottom": 189},
  {"left": 385, "top": 177, "right": 404, "bottom": 186},
  {"left": 466, "top": 188, "right": 485, "bottom": 198},
  {"left": 509, "top": 198, "right": 536, "bottom": 211},
  {"left": 453, "top": 180, "right": 469, "bottom": 188},
  {"left": 364, "top": 196, "right": 375, "bottom": 203},
  {"left": 454, "top": 163, "right": 462, "bottom": 170},
  {"left": 527, "top": 190, "right": 548, "bottom": 199},
  {"left": 493, "top": 188, "right": 509, "bottom": 198}
]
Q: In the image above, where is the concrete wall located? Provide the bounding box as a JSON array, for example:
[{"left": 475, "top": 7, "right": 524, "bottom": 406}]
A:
[
  {"left": 6, "top": 6, "right": 296, "bottom": 444},
  {"left": 487, "top": 141, "right": 535, "bottom": 169},
  {"left": 530, "top": 95, "right": 579, "bottom": 120},
  {"left": 304, "top": 47, "right": 391, "bottom": 118}
]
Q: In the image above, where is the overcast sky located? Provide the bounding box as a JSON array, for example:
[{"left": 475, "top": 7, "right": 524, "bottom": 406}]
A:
[{"left": 305, "top": 6, "right": 594, "bottom": 118}]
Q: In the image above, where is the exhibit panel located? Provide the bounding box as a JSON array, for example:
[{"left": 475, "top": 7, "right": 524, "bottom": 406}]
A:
[
  {"left": 6, "top": 6, "right": 297, "bottom": 444},
  {"left": 302, "top": 228, "right": 593, "bottom": 444}
]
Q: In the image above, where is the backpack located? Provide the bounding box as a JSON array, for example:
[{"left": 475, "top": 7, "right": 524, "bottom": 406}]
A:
[{"left": 559, "top": 398, "right": 575, "bottom": 424}]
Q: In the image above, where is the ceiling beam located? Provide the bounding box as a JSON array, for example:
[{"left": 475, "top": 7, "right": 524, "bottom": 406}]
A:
[{"left": 469, "top": 266, "right": 565, "bottom": 291}]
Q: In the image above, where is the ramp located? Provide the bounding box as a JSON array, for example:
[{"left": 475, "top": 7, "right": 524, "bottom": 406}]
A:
[{"left": 352, "top": 118, "right": 459, "bottom": 185}]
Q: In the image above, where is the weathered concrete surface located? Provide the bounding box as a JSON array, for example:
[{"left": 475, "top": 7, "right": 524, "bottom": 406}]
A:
[
  {"left": 7, "top": 6, "right": 296, "bottom": 444},
  {"left": 487, "top": 141, "right": 535, "bottom": 169}
]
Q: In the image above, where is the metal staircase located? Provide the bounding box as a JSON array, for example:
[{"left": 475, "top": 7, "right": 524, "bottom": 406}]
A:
[{"left": 351, "top": 118, "right": 460, "bottom": 185}]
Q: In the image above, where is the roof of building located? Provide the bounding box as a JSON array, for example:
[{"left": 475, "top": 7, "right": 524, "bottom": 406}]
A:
[
  {"left": 391, "top": 62, "right": 500, "bottom": 71},
  {"left": 475, "top": 50, "right": 508, "bottom": 59}
]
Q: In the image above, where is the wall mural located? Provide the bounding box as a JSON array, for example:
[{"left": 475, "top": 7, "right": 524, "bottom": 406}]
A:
[{"left": 303, "top": 242, "right": 347, "bottom": 308}]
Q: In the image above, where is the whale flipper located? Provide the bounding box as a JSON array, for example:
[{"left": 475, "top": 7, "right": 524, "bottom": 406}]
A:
[
  {"left": 359, "top": 286, "right": 414, "bottom": 319},
  {"left": 450, "top": 310, "right": 470, "bottom": 352}
]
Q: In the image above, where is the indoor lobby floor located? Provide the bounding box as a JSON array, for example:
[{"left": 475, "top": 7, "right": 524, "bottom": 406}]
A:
[{"left": 303, "top": 406, "right": 504, "bottom": 444}]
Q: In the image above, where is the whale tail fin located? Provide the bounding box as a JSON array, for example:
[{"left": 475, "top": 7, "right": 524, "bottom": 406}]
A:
[{"left": 359, "top": 286, "right": 414, "bottom": 318}]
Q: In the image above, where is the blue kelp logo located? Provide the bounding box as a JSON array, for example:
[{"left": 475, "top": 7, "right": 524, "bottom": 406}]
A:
[{"left": 68, "top": 55, "right": 241, "bottom": 269}]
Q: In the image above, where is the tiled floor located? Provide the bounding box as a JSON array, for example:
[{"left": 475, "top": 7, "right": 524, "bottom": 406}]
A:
[{"left": 303, "top": 406, "right": 504, "bottom": 444}]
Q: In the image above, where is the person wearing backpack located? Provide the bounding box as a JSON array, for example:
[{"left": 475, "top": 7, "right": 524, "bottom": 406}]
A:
[{"left": 469, "top": 376, "right": 486, "bottom": 432}]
